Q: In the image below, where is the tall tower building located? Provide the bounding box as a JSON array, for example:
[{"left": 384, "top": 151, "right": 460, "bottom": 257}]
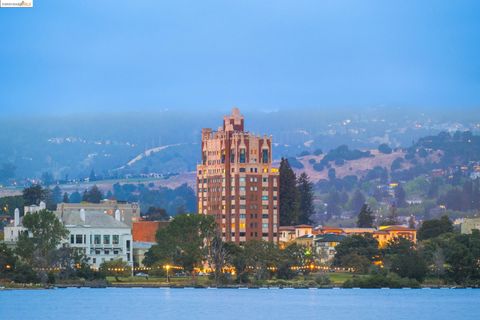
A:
[{"left": 197, "top": 108, "right": 279, "bottom": 243}]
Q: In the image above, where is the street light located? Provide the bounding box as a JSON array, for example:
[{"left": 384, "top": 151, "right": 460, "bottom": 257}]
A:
[{"left": 165, "top": 264, "right": 171, "bottom": 283}]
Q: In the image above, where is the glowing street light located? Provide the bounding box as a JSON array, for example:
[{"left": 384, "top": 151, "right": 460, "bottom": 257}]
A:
[{"left": 164, "top": 264, "right": 171, "bottom": 283}]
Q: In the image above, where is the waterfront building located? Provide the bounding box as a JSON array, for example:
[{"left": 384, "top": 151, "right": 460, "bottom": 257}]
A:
[
  {"left": 60, "top": 209, "right": 133, "bottom": 269},
  {"left": 56, "top": 199, "right": 140, "bottom": 227},
  {"left": 132, "top": 221, "right": 169, "bottom": 267},
  {"left": 461, "top": 217, "right": 480, "bottom": 234},
  {"left": 314, "top": 233, "right": 347, "bottom": 263},
  {"left": 279, "top": 225, "right": 313, "bottom": 248},
  {"left": 197, "top": 108, "right": 279, "bottom": 243},
  {"left": 3, "top": 208, "right": 27, "bottom": 244}
]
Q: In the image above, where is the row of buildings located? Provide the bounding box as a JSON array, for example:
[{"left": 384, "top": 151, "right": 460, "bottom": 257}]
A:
[
  {"left": 279, "top": 224, "right": 417, "bottom": 263},
  {"left": 3, "top": 200, "right": 165, "bottom": 269}
]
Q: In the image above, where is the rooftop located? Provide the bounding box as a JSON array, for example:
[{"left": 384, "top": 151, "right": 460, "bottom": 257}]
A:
[{"left": 58, "top": 211, "right": 130, "bottom": 229}]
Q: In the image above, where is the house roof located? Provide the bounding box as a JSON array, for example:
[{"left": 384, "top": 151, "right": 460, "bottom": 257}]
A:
[
  {"left": 279, "top": 226, "right": 295, "bottom": 231},
  {"left": 378, "top": 225, "right": 416, "bottom": 232},
  {"left": 295, "top": 224, "right": 313, "bottom": 228},
  {"left": 296, "top": 234, "right": 314, "bottom": 239},
  {"left": 314, "top": 233, "right": 347, "bottom": 242},
  {"left": 59, "top": 211, "right": 129, "bottom": 229}
]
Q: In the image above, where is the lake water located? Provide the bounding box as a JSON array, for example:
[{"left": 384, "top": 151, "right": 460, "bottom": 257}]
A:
[{"left": 1, "top": 288, "right": 479, "bottom": 320}]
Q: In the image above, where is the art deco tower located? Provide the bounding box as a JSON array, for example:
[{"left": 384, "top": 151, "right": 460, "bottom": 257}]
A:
[{"left": 197, "top": 108, "right": 279, "bottom": 243}]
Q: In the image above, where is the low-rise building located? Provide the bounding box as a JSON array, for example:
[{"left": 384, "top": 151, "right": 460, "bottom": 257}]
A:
[
  {"left": 461, "top": 217, "right": 480, "bottom": 234},
  {"left": 314, "top": 233, "right": 347, "bottom": 263},
  {"left": 60, "top": 209, "right": 133, "bottom": 269},
  {"left": 279, "top": 225, "right": 313, "bottom": 248},
  {"left": 132, "top": 221, "right": 169, "bottom": 267}
]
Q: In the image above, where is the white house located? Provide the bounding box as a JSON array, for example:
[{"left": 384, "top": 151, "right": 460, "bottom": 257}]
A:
[{"left": 59, "top": 209, "right": 133, "bottom": 269}]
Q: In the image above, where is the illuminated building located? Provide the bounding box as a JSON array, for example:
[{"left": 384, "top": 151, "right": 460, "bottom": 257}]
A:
[{"left": 197, "top": 108, "right": 279, "bottom": 243}]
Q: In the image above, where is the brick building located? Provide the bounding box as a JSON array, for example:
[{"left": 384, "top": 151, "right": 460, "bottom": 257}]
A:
[{"left": 197, "top": 108, "right": 279, "bottom": 243}]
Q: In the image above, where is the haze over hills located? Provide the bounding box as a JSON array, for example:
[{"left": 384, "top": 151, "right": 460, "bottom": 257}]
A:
[{"left": 0, "top": 106, "right": 479, "bottom": 182}]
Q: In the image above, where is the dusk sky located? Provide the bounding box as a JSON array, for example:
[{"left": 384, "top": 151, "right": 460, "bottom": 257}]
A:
[{"left": 1, "top": 0, "right": 479, "bottom": 115}]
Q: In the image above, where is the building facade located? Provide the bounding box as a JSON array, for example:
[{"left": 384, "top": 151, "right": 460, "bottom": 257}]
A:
[
  {"left": 461, "top": 217, "right": 480, "bottom": 234},
  {"left": 197, "top": 108, "right": 279, "bottom": 243},
  {"left": 61, "top": 209, "right": 133, "bottom": 269}
]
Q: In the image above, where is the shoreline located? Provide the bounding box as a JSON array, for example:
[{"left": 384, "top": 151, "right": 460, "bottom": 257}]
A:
[{"left": 1, "top": 284, "right": 478, "bottom": 290}]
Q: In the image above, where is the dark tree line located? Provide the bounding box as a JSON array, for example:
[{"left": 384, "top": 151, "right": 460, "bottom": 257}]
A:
[{"left": 279, "top": 158, "right": 315, "bottom": 225}]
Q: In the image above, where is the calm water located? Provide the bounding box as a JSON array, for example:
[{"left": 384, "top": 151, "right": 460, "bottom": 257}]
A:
[{"left": 1, "top": 288, "right": 479, "bottom": 320}]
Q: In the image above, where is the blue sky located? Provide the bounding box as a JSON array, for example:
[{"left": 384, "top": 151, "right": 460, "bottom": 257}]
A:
[{"left": 0, "top": 0, "right": 479, "bottom": 115}]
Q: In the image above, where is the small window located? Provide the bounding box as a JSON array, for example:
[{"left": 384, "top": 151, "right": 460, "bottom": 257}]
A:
[
  {"left": 76, "top": 234, "right": 83, "bottom": 244},
  {"left": 94, "top": 234, "right": 101, "bottom": 245},
  {"left": 262, "top": 149, "right": 269, "bottom": 163},
  {"left": 240, "top": 149, "right": 246, "bottom": 163},
  {"left": 112, "top": 235, "right": 119, "bottom": 245},
  {"left": 103, "top": 235, "right": 110, "bottom": 245},
  {"left": 70, "top": 234, "right": 75, "bottom": 244}
]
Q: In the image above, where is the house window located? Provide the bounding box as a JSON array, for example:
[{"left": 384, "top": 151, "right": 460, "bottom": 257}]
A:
[
  {"left": 70, "top": 234, "right": 75, "bottom": 244},
  {"left": 103, "top": 235, "right": 110, "bottom": 245},
  {"left": 94, "top": 234, "right": 101, "bottom": 245},
  {"left": 113, "top": 235, "right": 119, "bottom": 245},
  {"left": 95, "top": 249, "right": 101, "bottom": 255},
  {"left": 76, "top": 234, "right": 83, "bottom": 244},
  {"left": 104, "top": 249, "right": 110, "bottom": 255},
  {"left": 113, "top": 250, "right": 119, "bottom": 255}
]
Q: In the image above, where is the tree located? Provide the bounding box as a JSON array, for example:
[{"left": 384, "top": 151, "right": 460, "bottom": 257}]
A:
[
  {"left": 69, "top": 191, "right": 82, "bottom": 203},
  {"left": 297, "top": 173, "right": 314, "bottom": 224},
  {"left": 378, "top": 143, "right": 392, "bottom": 154},
  {"left": 206, "top": 232, "right": 228, "bottom": 285},
  {"left": 22, "top": 185, "right": 47, "bottom": 206},
  {"left": 89, "top": 169, "right": 96, "bottom": 182},
  {"left": 99, "top": 259, "right": 131, "bottom": 281},
  {"left": 418, "top": 215, "right": 453, "bottom": 240},
  {"left": 144, "top": 207, "right": 169, "bottom": 221},
  {"left": 394, "top": 185, "right": 407, "bottom": 208},
  {"left": 380, "top": 205, "right": 399, "bottom": 226},
  {"left": 82, "top": 185, "right": 103, "bottom": 203},
  {"left": 326, "top": 189, "right": 341, "bottom": 218},
  {"left": 328, "top": 168, "right": 336, "bottom": 181},
  {"left": 278, "top": 243, "right": 314, "bottom": 279},
  {"left": 16, "top": 209, "right": 69, "bottom": 267},
  {"left": 357, "top": 204, "right": 374, "bottom": 228},
  {"left": 1, "top": 243, "right": 17, "bottom": 275},
  {"left": 51, "top": 186, "right": 62, "bottom": 204},
  {"left": 62, "top": 192, "right": 70, "bottom": 203},
  {"left": 333, "top": 234, "right": 380, "bottom": 269},
  {"left": 351, "top": 190, "right": 366, "bottom": 214},
  {"left": 144, "top": 214, "right": 217, "bottom": 275},
  {"left": 243, "top": 240, "right": 279, "bottom": 281},
  {"left": 279, "top": 158, "right": 299, "bottom": 225},
  {"left": 224, "top": 242, "right": 248, "bottom": 283}
]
